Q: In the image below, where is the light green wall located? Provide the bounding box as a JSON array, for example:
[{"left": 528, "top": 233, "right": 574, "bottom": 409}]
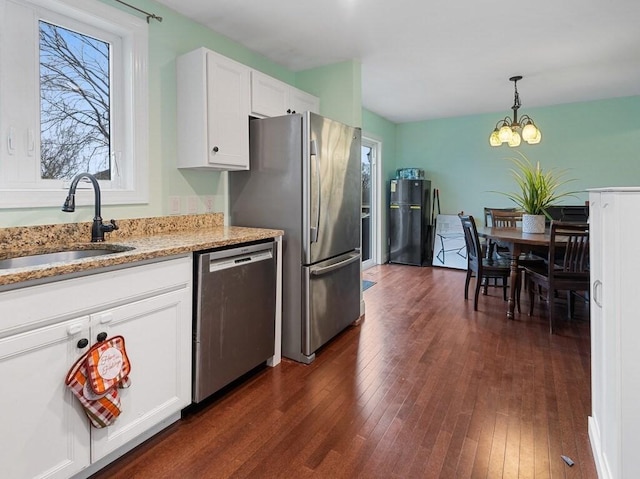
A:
[
  {"left": 0, "top": 0, "right": 359, "bottom": 227},
  {"left": 362, "top": 109, "right": 398, "bottom": 181},
  {"left": 396, "top": 96, "right": 640, "bottom": 224},
  {"left": 361, "top": 109, "right": 398, "bottom": 258},
  {"left": 297, "top": 61, "right": 362, "bottom": 127}
]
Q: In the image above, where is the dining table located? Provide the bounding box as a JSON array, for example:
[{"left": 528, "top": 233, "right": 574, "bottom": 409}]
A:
[{"left": 476, "top": 226, "right": 551, "bottom": 319}]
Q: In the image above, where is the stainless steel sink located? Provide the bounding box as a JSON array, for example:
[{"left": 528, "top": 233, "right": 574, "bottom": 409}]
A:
[{"left": 0, "top": 245, "right": 134, "bottom": 270}]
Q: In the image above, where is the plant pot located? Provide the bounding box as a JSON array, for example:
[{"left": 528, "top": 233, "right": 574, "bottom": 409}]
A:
[{"left": 522, "top": 214, "right": 546, "bottom": 234}]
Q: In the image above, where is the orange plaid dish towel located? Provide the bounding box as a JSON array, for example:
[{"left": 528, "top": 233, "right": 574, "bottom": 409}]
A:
[
  {"left": 85, "top": 336, "right": 131, "bottom": 395},
  {"left": 65, "top": 335, "right": 132, "bottom": 428}
]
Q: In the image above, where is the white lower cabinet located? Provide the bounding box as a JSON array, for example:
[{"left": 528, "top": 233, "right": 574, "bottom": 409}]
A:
[
  {"left": 0, "top": 256, "right": 192, "bottom": 479},
  {"left": 0, "top": 316, "right": 91, "bottom": 479},
  {"left": 89, "top": 288, "right": 191, "bottom": 461}
]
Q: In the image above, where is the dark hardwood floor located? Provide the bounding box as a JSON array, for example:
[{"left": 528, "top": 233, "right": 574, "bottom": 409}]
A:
[{"left": 91, "top": 264, "right": 596, "bottom": 479}]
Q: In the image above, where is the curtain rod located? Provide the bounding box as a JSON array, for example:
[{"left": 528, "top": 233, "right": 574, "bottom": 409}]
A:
[{"left": 114, "top": 0, "right": 163, "bottom": 23}]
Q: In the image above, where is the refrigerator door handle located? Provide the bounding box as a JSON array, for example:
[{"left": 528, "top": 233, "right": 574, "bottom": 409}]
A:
[
  {"left": 311, "top": 251, "right": 360, "bottom": 276},
  {"left": 310, "top": 139, "right": 320, "bottom": 243}
]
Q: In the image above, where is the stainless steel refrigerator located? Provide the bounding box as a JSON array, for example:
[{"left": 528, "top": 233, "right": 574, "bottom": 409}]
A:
[
  {"left": 229, "top": 112, "right": 361, "bottom": 364},
  {"left": 389, "top": 179, "right": 432, "bottom": 266}
]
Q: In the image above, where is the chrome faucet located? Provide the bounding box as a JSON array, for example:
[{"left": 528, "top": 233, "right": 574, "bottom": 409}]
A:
[{"left": 62, "top": 172, "right": 118, "bottom": 242}]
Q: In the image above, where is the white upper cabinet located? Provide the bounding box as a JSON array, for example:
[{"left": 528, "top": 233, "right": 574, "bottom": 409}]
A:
[
  {"left": 289, "top": 86, "right": 321, "bottom": 115},
  {"left": 251, "top": 70, "right": 319, "bottom": 118},
  {"left": 177, "top": 48, "right": 251, "bottom": 170}
]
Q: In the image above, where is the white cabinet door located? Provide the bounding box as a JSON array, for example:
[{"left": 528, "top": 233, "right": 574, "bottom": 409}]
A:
[
  {"left": 250, "top": 70, "right": 289, "bottom": 117},
  {"left": 91, "top": 287, "right": 192, "bottom": 461},
  {"left": 290, "top": 87, "right": 320, "bottom": 115},
  {"left": 0, "top": 317, "right": 91, "bottom": 479},
  {"left": 589, "top": 188, "right": 640, "bottom": 479},
  {"left": 251, "top": 70, "right": 319, "bottom": 117},
  {"left": 205, "top": 51, "right": 250, "bottom": 170},
  {"left": 177, "top": 48, "right": 250, "bottom": 170}
]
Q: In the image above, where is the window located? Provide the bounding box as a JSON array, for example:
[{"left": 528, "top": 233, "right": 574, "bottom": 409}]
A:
[
  {"left": 39, "top": 21, "right": 111, "bottom": 180},
  {"left": 0, "top": 0, "right": 148, "bottom": 208}
]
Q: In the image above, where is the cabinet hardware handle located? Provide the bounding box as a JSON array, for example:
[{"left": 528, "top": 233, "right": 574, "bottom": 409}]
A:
[
  {"left": 97, "top": 332, "right": 108, "bottom": 342},
  {"left": 77, "top": 338, "right": 89, "bottom": 349},
  {"left": 67, "top": 324, "right": 83, "bottom": 335},
  {"left": 212, "top": 146, "right": 219, "bottom": 153},
  {"left": 27, "top": 128, "right": 35, "bottom": 156},
  {"left": 7, "top": 127, "right": 16, "bottom": 154},
  {"left": 593, "top": 279, "right": 603, "bottom": 307}
]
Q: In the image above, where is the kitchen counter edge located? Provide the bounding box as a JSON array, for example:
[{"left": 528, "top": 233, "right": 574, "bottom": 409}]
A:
[{"left": 0, "top": 225, "right": 283, "bottom": 287}]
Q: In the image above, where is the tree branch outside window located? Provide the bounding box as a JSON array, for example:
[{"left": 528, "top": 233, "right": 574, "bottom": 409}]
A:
[{"left": 39, "top": 21, "right": 111, "bottom": 180}]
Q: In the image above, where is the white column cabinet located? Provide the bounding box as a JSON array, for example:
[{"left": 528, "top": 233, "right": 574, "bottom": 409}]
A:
[
  {"left": 588, "top": 187, "right": 640, "bottom": 479},
  {"left": 177, "top": 48, "right": 251, "bottom": 170},
  {"left": 0, "top": 256, "right": 192, "bottom": 479},
  {"left": 250, "top": 70, "right": 319, "bottom": 118}
]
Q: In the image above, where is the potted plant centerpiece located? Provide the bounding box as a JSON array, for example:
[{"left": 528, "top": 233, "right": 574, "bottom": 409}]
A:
[{"left": 495, "top": 152, "right": 577, "bottom": 233}]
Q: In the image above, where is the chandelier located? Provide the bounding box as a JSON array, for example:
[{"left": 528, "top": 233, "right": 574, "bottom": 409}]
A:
[{"left": 489, "top": 75, "right": 541, "bottom": 147}]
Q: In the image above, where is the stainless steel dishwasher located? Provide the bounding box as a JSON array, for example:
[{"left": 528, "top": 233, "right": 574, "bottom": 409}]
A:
[{"left": 193, "top": 240, "right": 276, "bottom": 403}]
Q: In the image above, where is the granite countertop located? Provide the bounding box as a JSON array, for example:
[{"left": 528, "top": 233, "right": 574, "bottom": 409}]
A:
[{"left": 0, "top": 213, "right": 283, "bottom": 287}]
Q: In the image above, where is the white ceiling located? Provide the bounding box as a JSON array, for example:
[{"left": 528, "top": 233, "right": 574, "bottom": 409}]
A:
[{"left": 156, "top": 0, "right": 640, "bottom": 123}]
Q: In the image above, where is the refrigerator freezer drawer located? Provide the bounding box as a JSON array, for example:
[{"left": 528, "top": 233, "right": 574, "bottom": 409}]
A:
[{"left": 302, "top": 251, "right": 361, "bottom": 357}]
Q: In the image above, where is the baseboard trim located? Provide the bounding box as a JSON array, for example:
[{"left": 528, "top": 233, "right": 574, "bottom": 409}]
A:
[{"left": 588, "top": 415, "right": 609, "bottom": 479}]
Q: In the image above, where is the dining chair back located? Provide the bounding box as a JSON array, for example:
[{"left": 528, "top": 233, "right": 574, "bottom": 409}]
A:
[
  {"left": 545, "top": 205, "right": 589, "bottom": 224},
  {"left": 459, "top": 215, "right": 515, "bottom": 311},
  {"left": 484, "top": 208, "right": 523, "bottom": 260},
  {"left": 523, "top": 221, "right": 590, "bottom": 333},
  {"left": 489, "top": 209, "right": 522, "bottom": 228},
  {"left": 483, "top": 207, "right": 517, "bottom": 227}
]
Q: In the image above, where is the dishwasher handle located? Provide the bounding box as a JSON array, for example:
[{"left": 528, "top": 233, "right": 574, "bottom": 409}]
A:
[
  {"left": 201, "top": 242, "right": 275, "bottom": 274},
  {"left": 208, "top": 249, "right": 273, "bottom": 273}
]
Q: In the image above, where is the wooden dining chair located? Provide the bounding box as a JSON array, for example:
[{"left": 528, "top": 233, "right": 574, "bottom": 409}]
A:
[
  {"left": 484, "top": 208, "right": 520, "bottom": 259},
  {"left": 485, "top": 208, "right": 546, "bottom": 297},
  {"left": 523, "top": 222, "right": 590, "bottom": 333},
  {"left": 459, "top": 215, "right": 517, "bottom": 311},
  {"left": 545, "top": 205, "right": 589, "bottom": 224},
  {"left": 488, "top": 209, "right": 522, "bottom": 228}
]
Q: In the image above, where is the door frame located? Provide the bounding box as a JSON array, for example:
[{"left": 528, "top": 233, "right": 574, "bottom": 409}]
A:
[{"left": 361, "top": 134, "right": 382, "bottom": 269}]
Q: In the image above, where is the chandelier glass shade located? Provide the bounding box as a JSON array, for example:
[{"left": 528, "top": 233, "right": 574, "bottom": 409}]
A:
[{"left": 489, "top": 76, "right": 541, "bottom": 147}]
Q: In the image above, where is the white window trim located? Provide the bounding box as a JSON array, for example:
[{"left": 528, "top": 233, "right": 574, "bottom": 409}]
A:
[{"left": 0, "top": 0, "right": 149, "bottom": 208}]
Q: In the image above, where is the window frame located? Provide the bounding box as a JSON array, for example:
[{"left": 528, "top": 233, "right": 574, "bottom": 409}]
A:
[{"left": 0, "top": 0, "right": 149, "bottom": 208}]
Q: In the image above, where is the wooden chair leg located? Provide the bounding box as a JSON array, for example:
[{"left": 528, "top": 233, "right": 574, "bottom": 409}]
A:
[
  {"left": 548, "top": 289, "right": 555, "bottom": 334},
  {"left": 515, "top": 274, "right": 521, "bottom": 313},
  {"left": 464, "top": 270, "right": 471, "bottom": 300},
  {"left": 528, "top": 282, "right": 535, "bottom": 316},
  {"left": 474, "top": 276, "right": 481, "bottom": 311},
  {"left": 568, "top": 291, "right": 574, "bottom": 318}
]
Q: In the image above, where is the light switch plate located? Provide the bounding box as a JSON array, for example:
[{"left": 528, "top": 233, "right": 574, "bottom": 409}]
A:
[
  {"left": 187, "top": 196, "right": 199, "bottom": 214},
  {"left": 168, "top": 196, "right": 181, "bottom": 215},
  {"left": 203, "top": 196, "right": 215, "bottom": 213}
]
